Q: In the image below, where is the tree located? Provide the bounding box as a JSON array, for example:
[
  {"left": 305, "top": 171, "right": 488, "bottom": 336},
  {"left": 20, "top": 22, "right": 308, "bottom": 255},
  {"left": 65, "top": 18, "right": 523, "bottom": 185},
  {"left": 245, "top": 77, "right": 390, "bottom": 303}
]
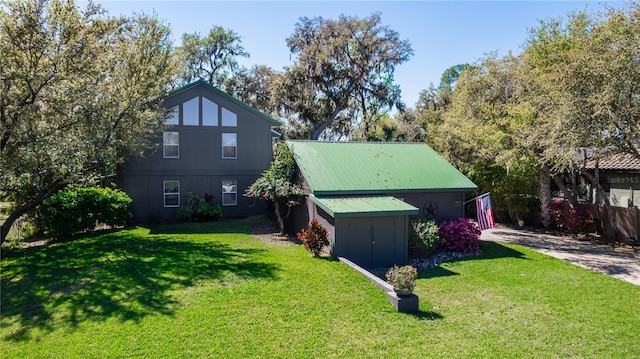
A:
[
  {"left": 272, "top": 12, "right": 413, "bottom": 140},
  {"left": 244, "top": 143, "right": 304, "bottom": 234},
  {"left": 0, "top": 0, "right": 177, "bottom": 244},
  {"left": 177, "top": 25, "right": 249, "bottom": 88}
]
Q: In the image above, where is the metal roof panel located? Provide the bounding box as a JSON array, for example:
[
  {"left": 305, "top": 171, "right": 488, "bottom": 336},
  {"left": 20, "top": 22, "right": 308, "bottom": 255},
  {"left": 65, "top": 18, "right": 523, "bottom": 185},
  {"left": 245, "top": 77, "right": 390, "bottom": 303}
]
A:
[
  {"left": 310, "top": 195, "right": 418, "bottom": 218},
  {"left": 288, "top": 141, "right": 477, "bottom": 194}
]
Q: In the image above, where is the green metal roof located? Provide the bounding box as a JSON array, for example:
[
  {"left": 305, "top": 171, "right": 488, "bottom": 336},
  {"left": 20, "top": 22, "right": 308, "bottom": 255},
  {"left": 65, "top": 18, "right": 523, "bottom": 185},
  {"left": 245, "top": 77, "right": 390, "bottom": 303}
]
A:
[
  {"left": 288, "top": 141, "right": 477, "bottom": 195},
  {"left": 310, "top": 194, "right": 418, "bottom": 218},
  {"left": 165, "top": 80, "right": 282, "bottom": 126}
]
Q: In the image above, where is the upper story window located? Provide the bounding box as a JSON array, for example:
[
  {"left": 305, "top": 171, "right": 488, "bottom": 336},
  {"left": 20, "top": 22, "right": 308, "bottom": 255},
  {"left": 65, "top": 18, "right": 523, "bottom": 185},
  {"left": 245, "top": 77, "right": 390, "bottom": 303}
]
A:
[
  {"left": 166, "top": 106, "right": 179, "bottom": 125},
  {"left": 222, "top": 133, "right": 237, "bottom": 159},
  {"left": 163, "top": 131, "right": 179, "bottom": 158},
  {"left": 183, "top": 97, "right": 199, "bottom": 126},
  {"left": 202, "top": 97, "right": 218, "bottom": 126},
  {"left": 221, "top": 107, "right": 237, "bottom": 127},
  {"left": 164, "top": 180, "right": 180, "bottom": 207},
  {"left": 222, "top": 179, "right": 237, "bottom": 206}
]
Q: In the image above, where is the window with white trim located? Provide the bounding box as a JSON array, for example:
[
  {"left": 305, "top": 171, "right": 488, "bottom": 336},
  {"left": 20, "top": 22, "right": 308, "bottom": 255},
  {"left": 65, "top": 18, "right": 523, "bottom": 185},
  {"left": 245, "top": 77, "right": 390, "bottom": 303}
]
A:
[
  {"left": 164, "top": 180, "right": 180, "bottom": 207},
  {"left": 163, "top": 131, "right": 179, "bottom": 158},
  {"left": 222, "top": 179, "right": 237, "bottom": 206},
  {"left": 222, "top": 133, "right": 237, "bottom": 159},
  {"left": 221, "top": 107, "right": 237, "bottom": 126},
  {"left": 202, "top": 97, "right": 218, "bottom": 126},
  {"left": 166, "top": 106, "right": 179, "bottom": 125},
  {"left": 183, "top": 97, "right": 199, "bottom": 126}
]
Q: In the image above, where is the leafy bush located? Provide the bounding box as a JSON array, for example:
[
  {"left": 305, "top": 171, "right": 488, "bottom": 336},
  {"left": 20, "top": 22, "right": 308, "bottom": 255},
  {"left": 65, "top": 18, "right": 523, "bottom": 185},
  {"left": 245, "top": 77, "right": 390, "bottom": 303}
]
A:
[
  {"left": 176, "top": 192, "right": 222, "bottom": 222},
  {"left": 176, "top": 205, "right": 193, "bottom": 222},
  {"left": 196, "top": 201, "right": 222, "bottom": 221},
  {"left": 38, "top": 187, "right": 132, "bottom": 237},
  {"left": 437, "top": 218, "right": 481, "bottom": 253},
  {"left": 385, "top": 265, "right": 417, "bottom": 291},
  {"left": 296, "top": 219, "right": 329, "bottom": 256},
  {"left": 550, "top": 199, "right": 593, "bottom": 232},
  {"left": 409, "top": 218, "right": 443, "bottom": 255}
]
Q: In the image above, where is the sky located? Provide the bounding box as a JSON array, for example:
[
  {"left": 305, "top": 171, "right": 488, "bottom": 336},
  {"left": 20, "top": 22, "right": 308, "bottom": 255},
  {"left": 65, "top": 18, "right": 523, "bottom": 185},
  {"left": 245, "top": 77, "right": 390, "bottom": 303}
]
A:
[{"left": 95, "top": 0, "right": 618, "bottom": 107}]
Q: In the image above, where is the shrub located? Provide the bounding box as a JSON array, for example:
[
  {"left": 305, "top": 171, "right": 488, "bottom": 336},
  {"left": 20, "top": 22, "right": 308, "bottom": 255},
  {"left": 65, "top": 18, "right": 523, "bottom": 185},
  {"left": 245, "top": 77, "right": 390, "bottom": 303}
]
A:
[
  {"left": 196, "top": 201, "right": 222, "bottom": 221},
  {"left": 409, "top": 218, "right": 444, "bottom": 255},
  {"left": 385, "top": 265, "right": 417, "bottom": 291},
  {"left": 38, "top": 187, "right": 132, "bottom": 237},
  {"left": 437, "top": 218, "right": 481, "bottom": 253},
  {"left": 176, "top": 205, "right": 193, "bottom": 222},
  {"left": 550, "top": 199, "right": 593, "bottom": 233},
  {"left": 296, "top": 219, "right": 328, "bottom": 256},
  {"left": 176, "top": 192, "right": 222, "bottom": 222}
]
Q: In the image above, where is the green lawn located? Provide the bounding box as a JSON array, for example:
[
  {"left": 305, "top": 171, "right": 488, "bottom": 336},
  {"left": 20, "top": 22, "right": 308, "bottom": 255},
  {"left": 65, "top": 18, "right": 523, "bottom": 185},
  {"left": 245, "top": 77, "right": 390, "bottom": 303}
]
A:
[{"left": 2, "top": 217, "right": 639, "bottom": 358}]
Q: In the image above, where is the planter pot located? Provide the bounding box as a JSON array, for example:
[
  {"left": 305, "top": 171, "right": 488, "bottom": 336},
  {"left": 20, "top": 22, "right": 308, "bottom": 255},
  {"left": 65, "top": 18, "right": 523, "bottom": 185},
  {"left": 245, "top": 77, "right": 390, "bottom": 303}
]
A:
[{"left": 393, "top": 287, "right": 413, "bottom": 297}]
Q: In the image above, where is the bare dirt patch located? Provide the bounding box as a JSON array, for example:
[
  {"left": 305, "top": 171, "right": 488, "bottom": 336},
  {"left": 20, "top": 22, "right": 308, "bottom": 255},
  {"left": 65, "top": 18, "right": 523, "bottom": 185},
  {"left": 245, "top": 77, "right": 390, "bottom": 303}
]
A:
[{"left": 248, "top": 219, "right": 301, "bottom": 246}]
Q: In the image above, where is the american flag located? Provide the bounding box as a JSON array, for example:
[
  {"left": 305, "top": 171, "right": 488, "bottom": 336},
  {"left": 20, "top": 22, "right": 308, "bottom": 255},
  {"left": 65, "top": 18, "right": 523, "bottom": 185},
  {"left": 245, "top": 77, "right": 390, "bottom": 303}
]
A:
[{"left": 475, "top": 193, "right": 495, "bottom": 230}]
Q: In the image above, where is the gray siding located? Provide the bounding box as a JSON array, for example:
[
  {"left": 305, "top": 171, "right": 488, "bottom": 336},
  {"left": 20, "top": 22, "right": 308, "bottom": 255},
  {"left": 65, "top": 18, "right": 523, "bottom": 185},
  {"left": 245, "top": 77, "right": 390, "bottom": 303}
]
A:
[
  {"left": 334, "top": 216, "right": 408, "bottom": 269},
  {"left": 394, "top": 191, "right": 466, "bottom": 222},
  {"left": 122, "top": 83, "right": 275, "bottom": 223}
]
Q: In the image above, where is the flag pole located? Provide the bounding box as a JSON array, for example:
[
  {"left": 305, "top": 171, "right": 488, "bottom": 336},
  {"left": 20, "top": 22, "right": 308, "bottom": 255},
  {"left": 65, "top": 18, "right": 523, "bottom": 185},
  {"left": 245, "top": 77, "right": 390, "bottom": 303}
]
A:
[{"left": 464, "top": 192, "right": 490, "bottom": 205}]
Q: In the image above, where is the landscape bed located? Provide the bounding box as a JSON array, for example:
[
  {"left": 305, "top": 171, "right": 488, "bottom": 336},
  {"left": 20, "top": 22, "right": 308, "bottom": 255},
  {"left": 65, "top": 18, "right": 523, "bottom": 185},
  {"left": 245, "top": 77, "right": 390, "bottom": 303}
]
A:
[{"left": 2, "top": 218, "right": 639, "bottom": 358}]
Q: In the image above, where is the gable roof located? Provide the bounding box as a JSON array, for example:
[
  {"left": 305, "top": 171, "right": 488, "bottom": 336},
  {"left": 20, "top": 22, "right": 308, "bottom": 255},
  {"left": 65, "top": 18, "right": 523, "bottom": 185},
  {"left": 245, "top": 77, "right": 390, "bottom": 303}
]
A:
[
  {"left": 287, "top": 141, "right": 477, "bottom": 195},
  {"left": 584, "top": 151, "right": 640, "bottom": 171},
  {"left": 165, "top": 80, "right": 281, "bottom": 126}
]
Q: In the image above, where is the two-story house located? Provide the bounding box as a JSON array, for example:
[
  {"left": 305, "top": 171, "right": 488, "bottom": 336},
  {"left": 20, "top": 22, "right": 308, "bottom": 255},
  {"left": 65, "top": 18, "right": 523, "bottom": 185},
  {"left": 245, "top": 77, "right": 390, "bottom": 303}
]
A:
[{"left": 120, "top": 80, "right": 281, "bottom": 223}]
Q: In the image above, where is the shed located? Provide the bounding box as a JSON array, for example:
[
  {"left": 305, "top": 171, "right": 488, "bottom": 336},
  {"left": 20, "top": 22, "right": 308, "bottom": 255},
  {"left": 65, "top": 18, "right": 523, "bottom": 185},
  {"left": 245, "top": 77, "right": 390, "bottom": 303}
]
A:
[{"left": 288, "top": 141, "right": 477, "bottom": 269}]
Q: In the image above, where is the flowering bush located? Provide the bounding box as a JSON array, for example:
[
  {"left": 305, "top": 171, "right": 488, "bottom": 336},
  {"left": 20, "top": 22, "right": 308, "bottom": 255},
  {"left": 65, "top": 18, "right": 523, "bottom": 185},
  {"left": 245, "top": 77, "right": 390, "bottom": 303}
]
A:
[
  {"left": 245, "top": 143, "right": 305, "bottom": 234},
  {"left": 409, "top": 219, "right": 444, "bottom": 255},
  {"left": 385, "top": 265, "right": 417, "bottom": 291},
  {"left": 437, "top": 218, "right": 481, "bottom": 253},
  {"left": 550, "top": 199, "right": 593, "bottom": 232},
  {"left": 296, "top": 219, "right": 329, "bottom": 256}
]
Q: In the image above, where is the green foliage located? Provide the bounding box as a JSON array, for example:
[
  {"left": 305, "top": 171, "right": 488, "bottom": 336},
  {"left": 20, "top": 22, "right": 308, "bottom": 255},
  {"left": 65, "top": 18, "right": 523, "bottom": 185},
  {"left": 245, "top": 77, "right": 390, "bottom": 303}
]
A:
[
  {"left": 196, "top": 201, "right": 222, "bottom": 221},
  {"left": 178, "top": 25, "right": 249, "bottom": 88},
  {"left": 409, "top": 218, "right": 443, "bottom": 256},
  {"left": 296, "top": 219, "right": 329, "bottom": 256},
  {"left": 175, "top": 192, "right": 221, "bottom": 222},
  {"left": 0, "top": 0, "right": 178, "bottom": 244},
  {"left": 385, "top": 265, "right": 417, "bottom": 291},
  {"left": 37, "top": 187, "right": 132, "bottom": 237},
  {"left": 273, "top": 12, "right": 413, "bottom": 139},
  {"left": 245, "top": 143, "right": 304, "bottom": 234},
  {"left": 176, "top": 205, "right": 193, "bottom": 222}
]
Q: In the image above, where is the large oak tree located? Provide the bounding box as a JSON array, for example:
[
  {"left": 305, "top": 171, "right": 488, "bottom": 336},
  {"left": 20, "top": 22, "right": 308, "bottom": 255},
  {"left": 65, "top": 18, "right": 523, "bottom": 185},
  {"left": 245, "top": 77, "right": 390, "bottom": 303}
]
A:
[
  {"left": 272, "top": 12, "right": 413, "bottom": 140},
  {"left": 0, "top": 0, "right": 177, "bottom": 243}
]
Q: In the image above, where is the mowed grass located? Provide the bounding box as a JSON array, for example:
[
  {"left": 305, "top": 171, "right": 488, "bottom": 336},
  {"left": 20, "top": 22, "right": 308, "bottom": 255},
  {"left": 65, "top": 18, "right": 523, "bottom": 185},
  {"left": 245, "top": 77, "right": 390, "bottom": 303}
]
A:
[{"left": 2, "top": 217, "right": 639, "bottom": 358}]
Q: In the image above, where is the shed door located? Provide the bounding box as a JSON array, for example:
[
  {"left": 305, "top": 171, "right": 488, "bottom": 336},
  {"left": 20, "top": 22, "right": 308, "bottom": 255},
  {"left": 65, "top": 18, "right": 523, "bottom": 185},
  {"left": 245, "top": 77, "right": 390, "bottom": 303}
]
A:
[{"left": 371, "top": 217, "right": 396, "bottom": 268}]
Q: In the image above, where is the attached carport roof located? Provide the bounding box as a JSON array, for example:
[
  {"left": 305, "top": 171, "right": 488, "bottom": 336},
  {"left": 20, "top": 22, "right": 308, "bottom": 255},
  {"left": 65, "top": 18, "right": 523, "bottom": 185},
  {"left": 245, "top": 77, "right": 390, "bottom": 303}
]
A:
[{"left": 310, "top": 194, "right": 419, "bottom": 218}]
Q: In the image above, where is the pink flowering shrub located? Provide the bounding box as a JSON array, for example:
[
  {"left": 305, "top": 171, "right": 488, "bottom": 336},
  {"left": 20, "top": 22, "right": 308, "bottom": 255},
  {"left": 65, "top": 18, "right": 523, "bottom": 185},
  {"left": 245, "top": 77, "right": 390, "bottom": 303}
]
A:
[
  {"left": 437, "top": 218, "right": 481, "bottom": 253},
  {"left": 550, "top": 199, "right": 593, "bottom": 233}
]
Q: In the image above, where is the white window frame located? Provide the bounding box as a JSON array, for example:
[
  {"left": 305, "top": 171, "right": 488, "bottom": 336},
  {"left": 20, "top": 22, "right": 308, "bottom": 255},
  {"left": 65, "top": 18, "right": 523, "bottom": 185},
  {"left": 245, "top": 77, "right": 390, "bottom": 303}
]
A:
[
  {"left": 222, "top": 133, "right": 237, "bottom": 159},
  {"left": 163, "top": 131, "right": 179, "bottom": 158},
  {"left": 222, "top": 179, "right": 237, "bottom": 206},
  {"left": 163, "top": 180, "right": 180, "bottom": 207}
]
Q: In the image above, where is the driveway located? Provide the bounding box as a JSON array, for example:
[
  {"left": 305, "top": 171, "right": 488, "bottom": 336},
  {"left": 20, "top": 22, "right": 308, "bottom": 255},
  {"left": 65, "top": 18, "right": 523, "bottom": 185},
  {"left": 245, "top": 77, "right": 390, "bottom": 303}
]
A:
[{"left": 480, "top": 225, "right": 640, "bottom": 286}]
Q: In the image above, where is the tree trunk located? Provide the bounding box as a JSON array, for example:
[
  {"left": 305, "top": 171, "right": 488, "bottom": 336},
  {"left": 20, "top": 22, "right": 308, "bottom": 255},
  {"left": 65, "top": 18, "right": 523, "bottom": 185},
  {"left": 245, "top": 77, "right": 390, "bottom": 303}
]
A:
[
  {"left": 273, "top": 202, "right": 285, "bottom": 235},
  {"left": 539, "top": 166, "right": 552, "bottom": 228},
  {"left": 0, "top": 180, "right": 66, "bottom": 245},
  {"left": 580, "top": 169, "right": 620, "bottom": 241},
  {"left": 551, "top": 172, "right": 577, "bottom": 207}
]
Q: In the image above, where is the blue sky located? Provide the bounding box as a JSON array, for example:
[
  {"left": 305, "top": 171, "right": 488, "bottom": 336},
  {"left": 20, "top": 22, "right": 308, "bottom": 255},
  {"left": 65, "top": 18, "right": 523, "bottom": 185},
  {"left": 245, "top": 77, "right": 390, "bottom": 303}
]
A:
[{"left": 96, "top": 1, "right": 616, "bottom": 107}]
